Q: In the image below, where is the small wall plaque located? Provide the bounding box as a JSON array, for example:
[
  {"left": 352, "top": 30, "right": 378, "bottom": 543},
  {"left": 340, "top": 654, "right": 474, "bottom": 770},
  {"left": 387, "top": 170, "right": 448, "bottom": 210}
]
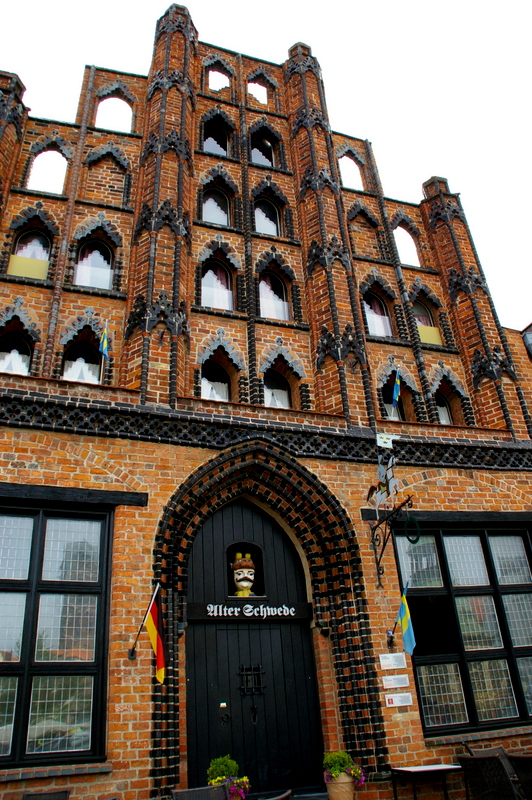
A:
[
  {"left": 379, "top": 652, "right": 407, "bottom": 669},
  {"left": 383, "top": 674, "right": 409, "bottom": 689},
  {"left": 385, "top": 692, "right": 413, "bottom": 707}
]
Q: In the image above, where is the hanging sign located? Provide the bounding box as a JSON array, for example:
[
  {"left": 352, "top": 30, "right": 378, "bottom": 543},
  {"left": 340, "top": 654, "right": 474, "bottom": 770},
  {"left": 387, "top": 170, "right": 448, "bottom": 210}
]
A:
[{"left": 187, "top": 602, "right": 312, "bottom": 621}]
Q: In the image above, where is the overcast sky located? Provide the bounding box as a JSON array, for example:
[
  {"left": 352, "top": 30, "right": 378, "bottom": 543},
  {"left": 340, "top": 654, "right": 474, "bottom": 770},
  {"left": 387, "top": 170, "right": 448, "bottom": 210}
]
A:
[{"left": 2, "top": 0, "right": 530, "bottom": 330}]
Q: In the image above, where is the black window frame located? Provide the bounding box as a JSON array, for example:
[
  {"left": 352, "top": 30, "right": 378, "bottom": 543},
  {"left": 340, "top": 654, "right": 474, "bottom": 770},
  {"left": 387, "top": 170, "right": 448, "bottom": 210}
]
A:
[
  {"left": 0, "top": 499, "right": 114, "bottom": 767},
  {"left": 393, "top": 522, "right": 532, "bottom": 736}
]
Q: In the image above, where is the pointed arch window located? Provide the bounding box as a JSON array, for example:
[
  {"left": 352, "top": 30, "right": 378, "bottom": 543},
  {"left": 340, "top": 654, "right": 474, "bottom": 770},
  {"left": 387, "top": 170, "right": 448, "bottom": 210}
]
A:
[
  {"left": 394, "top": 226, "right": 421, "bottom": 267},
  {"left": 339, "top": 155, "right": 363, "bottom": 191},
  {"left": 201, "top": 261, "right": 233, "bottom": 311},
  {"left": 62, "top": 328, "right": 101, "bottom": 384},
  {"left": 8, "top": 231, "right": 51, "bottom": 280},
  {"left": 74, "top": 241, "right": 114, "bottom": 291},
  {"left": 259, "top": 272, "right": 290, "bottom": 320},
  {"left": 27, "top": 151, "right": 68, "bottom": 195},
  {"left": 203, "top": 189, "right": 230, "bottom": 226},
  {"left": 264, "top": 369, "right": 291, "bottom": 409},
  {"left": 435, "top": 391, "right": 453, "bottom": 425},
  {"left": 363, "top": 292, "right": 392, "bottom": 337},
  {"left": 251, "top": 132, "right": 276, "bottom": 167},
  {"left": 203, "top": 118, "right": 229, "bottom": 157},
  {"left": 95, "top": 97, "right": 132, "bottom": 133},
  {"left": 201, "top": 360, "right": 230, "bottom": 402},
  {"left": 254, "top": 198, "right": 280, "bottom": 236},
  {"left": 382, "top": 379, "right": 406, "bottom": 421},
  {"left": 0, "top": 320, "right": 32, "bottom": 376},
  {"left": 413, "top": 300, "right": 443, "bottom": 345}
]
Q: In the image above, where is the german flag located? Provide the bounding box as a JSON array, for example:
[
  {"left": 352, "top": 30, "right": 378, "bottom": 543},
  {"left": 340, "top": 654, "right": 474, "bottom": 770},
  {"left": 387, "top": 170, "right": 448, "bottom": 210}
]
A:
[{"left": 143, "top": 584, "right": 167, "bottom": 684}]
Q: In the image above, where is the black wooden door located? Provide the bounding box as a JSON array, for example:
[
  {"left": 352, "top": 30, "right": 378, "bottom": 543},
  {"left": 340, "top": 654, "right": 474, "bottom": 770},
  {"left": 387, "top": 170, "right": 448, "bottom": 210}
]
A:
[{"left": 186, "top": 501, "right": 323, "bottom": 792}]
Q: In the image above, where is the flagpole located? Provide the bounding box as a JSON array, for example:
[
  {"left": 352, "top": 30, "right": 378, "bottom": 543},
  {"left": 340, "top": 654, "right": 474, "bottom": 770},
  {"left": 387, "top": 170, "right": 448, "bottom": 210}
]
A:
[{"left": 128, "top": 583, "right": 160, "bottom": 660}]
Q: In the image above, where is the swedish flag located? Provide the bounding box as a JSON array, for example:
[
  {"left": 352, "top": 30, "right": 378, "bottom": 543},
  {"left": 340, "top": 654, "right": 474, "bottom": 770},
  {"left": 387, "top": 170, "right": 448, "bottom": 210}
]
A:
[
  {"left": 392, "top": 372, "right": 401, "bottom": 407},
  {"left": 396, "top": 583, "right": 416, "bottom": 655},
  {"left": 99, "top": 325, "right": 109, "bottom": 360}
]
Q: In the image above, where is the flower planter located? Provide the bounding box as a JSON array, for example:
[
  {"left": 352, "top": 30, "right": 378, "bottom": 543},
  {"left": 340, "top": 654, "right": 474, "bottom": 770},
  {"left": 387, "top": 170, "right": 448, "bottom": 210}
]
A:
[{"left": 325, "top": 772, "right": 355, "bottom": 800}]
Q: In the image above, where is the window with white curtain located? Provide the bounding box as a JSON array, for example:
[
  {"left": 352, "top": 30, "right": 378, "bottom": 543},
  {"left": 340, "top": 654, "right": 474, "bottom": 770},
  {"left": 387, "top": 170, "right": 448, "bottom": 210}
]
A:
[
  {"left": 201, "top": 262, "right": 233, "bottom": 311},
  {"left": 363, "top": 293, "right": 392, "bottom": 337},
  {"left": 259, "top": 273, "right": 290, "bottom": 320},
  {"left": 264, "top": 369, "right": 291, "bottom": 409}
]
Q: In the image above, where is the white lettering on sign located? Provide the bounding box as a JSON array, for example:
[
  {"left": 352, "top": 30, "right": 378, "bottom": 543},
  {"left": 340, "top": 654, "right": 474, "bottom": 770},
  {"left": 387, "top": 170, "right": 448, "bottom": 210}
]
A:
[
  {"left": 385, "top": 692, "right": 413, "bottom": 707},
  {"left": 206, "top": 603, "right": 296, "bottom": 618}
]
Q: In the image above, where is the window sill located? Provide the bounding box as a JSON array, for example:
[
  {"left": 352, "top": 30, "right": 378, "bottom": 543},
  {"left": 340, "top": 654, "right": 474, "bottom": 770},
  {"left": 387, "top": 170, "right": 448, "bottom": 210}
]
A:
[
  {"left": 0, "top": 273, "right": 53, "bottom": 288},
  {"left": 256, "top": 317, "right": 310, "bottom": 331},
  {"left": 251, "top": 232, "right": 300, "bottom": 246},
  {"left": 74, "top": 198, "right": 134, "bottom": 213},
  {"left": 425, "top": 723, "right": 532, "bottom": 747},
  {"left": 191, "top": 305, "right": 247, "bottom": 320},
  {"left": 0, "top": 762, "right": 112, "bottom": 783},
  {"left": 195, "top": 150, "right": 240, "bottom": 164},
  {"left": 11, "top": 187, "right": 68, "bottom": 201},
  {"left": 63, "top": 284, "right": 126, "bottom": 300},
  {"left": 248, "top": 162, "right": 293, "bottom": 176},
  {"left": 194, "top": 221, "right": 243, "bottom": 235}
]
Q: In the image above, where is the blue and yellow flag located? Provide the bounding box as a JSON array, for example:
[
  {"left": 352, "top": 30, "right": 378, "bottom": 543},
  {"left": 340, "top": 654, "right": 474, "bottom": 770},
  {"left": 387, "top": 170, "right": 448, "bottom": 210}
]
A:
[
  {"left": 99, "top": 324, "right": 109, "bottom": 360},
  {"left": 396, "top": 583, "right": 416, "bottom": 655},
  {"left": 392, "top": 372, "right": 401, "bottom": 407}
]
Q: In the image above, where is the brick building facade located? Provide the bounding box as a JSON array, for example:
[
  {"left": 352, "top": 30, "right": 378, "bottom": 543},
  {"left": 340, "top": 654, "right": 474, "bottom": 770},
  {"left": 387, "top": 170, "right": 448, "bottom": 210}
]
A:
[{"left": 1, "top": 5, "right": 532, "bottom": 799}]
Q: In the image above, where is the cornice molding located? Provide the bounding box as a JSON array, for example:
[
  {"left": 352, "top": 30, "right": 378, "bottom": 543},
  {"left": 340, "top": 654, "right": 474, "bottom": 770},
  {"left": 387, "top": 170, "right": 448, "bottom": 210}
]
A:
[{"left": 0, "top": 390, "right": 531, "bottom": 471}]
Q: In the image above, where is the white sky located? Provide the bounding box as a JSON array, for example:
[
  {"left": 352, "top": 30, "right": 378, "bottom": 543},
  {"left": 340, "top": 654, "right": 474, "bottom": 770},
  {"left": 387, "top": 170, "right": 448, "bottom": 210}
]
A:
[{"left": 2, "top": 0, "right": 530, "bottom": 330}]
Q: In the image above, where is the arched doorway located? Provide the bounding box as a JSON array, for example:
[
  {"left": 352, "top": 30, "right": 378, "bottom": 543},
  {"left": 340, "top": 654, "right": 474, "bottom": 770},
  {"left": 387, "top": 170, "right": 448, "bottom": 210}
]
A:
[
  {"left": 151, "top": 441, "right": 388, "bottom": 797},
  {"left": 186, "top": 500, "right": 323, "bottom": 792}
]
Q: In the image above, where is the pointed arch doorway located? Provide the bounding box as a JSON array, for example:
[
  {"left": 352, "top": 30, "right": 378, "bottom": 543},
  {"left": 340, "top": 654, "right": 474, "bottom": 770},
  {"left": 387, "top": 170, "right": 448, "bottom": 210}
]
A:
[{"left": 186, "top": 500, "right": 323, "bottom": 792}]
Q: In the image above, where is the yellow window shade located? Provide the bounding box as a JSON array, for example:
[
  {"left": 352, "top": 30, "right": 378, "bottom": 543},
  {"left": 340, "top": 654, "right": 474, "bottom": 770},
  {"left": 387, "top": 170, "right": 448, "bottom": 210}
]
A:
[
  {"left": 7, "top": 255, "right": 49, "bottom": 280},
  {"left": 417, "top": 324, "right": 443, "bottom": 345}
]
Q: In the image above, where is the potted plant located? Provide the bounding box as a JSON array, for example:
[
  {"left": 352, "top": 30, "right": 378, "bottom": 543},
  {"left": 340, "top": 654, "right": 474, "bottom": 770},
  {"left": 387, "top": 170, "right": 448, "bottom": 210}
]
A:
[
  {"left": 207, "top": 755, "right": 250, "bottom": 800},
  {"left": 323, "top": 751, "right": 365, "bottom": 800}
]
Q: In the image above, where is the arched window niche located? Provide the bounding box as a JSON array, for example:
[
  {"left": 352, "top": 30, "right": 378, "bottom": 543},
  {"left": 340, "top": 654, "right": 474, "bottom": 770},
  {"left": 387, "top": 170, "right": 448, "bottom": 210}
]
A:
[
  {"left": 412, "top": 299, "right": 443, "bottom": 345},
  {"left": 263, "top": 368, "right": 291, "bottom": 409},
  {"left": 435, "top": 390, "right": 453, "bottom": 425},
  {"left": 259, "top": 272, "right": 290, "bottom": 321},
  {"left": 251, "top": 132, "right": 277, "bottom": 168},
  {"left": 201, "top": 359, "right": 231, "bottom": 402},
  {"left": 248, "top": 81, "right": 268, "bottom": 105},
  {"left": 362, "top": 292, "right": 392, "bottom": 338},
  {"left": 203, "top": 188, "right": 230, "bottom": 227},
  {"left": 27, "top": 150, "right": 68, "bottom": 195},
  {"left": 380, "top": 372, "right": 417, "bottom": 422},
  {"left": 95, "top": 97, "right": 132, "bottom": 133},
  {"left": 0, "top": 318, "right": 34, "bottom": 376},
  {"left": 208, "top": 69, "right": 231, "bottom": 92},
  {"left": 394, "top": 225, "right": 421, "bottom": 267},
  {"left": 201, "top": 260, "right": 233, "bottom": 311},
  {"left": 254, "top": 198, "right": 280, "bottom": 237},
  {"left": 8, "top": 230, "right": 51, "bottom": 280},
  {"left": 204, "top": 118, "right": 229, "bottom": 157},
  {"left": 74, "top": 240, "right": 114, "bottom": 291},
  {"left": 339, "top": 154, "right": 363, "bottom": 191},
  {"left": 62, "top": 327, "right": 102, "bottom": 384}
]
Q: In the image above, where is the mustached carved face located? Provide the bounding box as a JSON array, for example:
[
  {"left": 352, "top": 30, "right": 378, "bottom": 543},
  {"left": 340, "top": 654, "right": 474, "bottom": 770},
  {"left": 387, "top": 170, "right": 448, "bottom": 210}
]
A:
[{"left": 234, "top": 567, "right": 255, "bottom": 590}]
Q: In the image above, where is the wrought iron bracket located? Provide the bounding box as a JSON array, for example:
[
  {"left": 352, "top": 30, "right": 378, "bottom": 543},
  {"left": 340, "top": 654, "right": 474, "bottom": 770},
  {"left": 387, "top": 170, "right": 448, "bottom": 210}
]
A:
[{"left": 369, "top": 495, "right": 413, "bottom": 588}]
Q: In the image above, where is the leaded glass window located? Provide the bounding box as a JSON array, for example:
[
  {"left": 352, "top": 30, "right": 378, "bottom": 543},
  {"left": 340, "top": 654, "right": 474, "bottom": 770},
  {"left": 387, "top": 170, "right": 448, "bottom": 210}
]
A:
[
  {"left": 0, "top": 508, "right": 109, "bottom": 766},
  {"left": 395, "top": 524, "right": 532, "bottom": 734}
]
